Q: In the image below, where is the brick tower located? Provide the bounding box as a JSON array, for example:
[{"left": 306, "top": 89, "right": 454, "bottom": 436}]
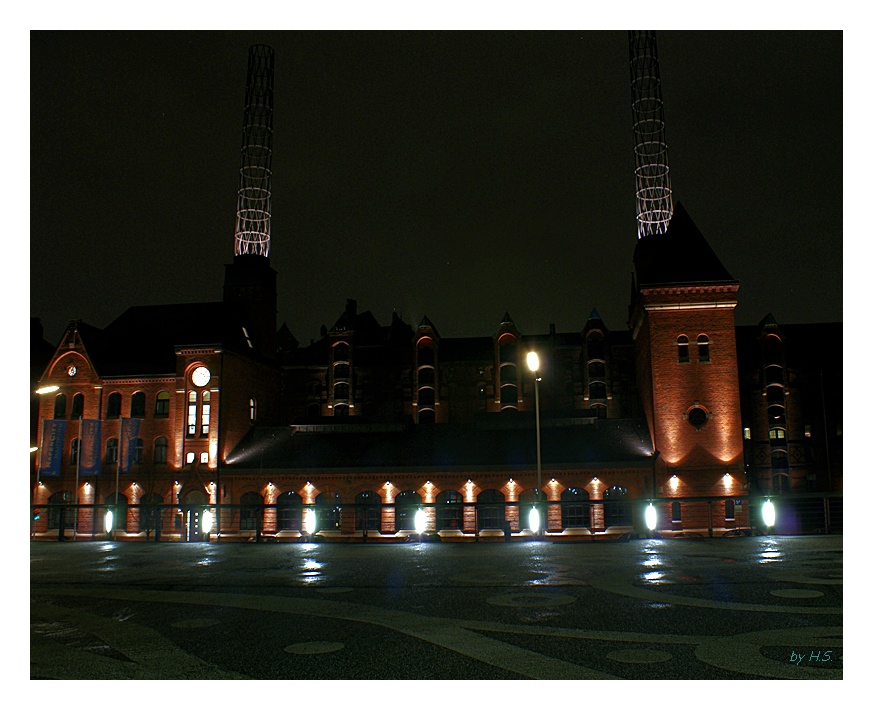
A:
[{"left": 627, "top": 33, "right": 744, "bottom": 512}]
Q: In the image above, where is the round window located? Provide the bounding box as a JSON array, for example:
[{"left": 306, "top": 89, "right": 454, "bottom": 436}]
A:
[{"left": 687, "top": 406, "right": 708, "bottom": 430}]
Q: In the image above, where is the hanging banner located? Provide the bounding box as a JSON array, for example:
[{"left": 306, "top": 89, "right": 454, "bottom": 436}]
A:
[
  {"left": 79, "top": 419, "right": 102, "bottom": 476},
  {"left": 120, "top": 418, "right": 141, "bottom": 474},
  {"left": 38, "top": 420, "right": 66, "bottom": 477}
]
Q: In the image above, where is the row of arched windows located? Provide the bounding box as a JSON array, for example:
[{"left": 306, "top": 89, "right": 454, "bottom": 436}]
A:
[
  {"left": 68, "top": 436, "right": 169, "bottom": 466},
  {"left": 54, "top": 391, "right": 172, "bottom": 420}
]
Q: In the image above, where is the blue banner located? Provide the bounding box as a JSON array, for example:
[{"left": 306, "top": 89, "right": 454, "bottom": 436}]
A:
[
  {"left": 38, "top": 420, "right": 66, "bottom": 477},
  {"left": 120, "top": 418, "right": 141, "bottom": 473},
  {"left": 79, "top": 419, "right": 102, "bottom": 476}
]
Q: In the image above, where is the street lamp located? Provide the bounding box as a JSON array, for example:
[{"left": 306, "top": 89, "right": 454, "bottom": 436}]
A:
[{"left": 526, "top": 351, "right": 543, "bottom": 537}]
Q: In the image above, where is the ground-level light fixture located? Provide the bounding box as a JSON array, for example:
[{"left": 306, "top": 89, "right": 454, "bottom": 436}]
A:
[
  {"left": 414, "top": 508, "right": 426, "bottom": 535},
  {"left": 104, "top": 509, "right": 114, "bottom": 534},
  {"left": 645, "top": 502, "right": 657, "bottom": 531},
  {"left": 762, "top": 499, "right": 776, "bottom": 529},
  {"left": 202, "top": 509, "right": 214, "bottom": 535},
  {"left": 528, "top": 506, "right": 540, "bottom": 534},
  {"left": 303, "top": 508, "right": 316, "bottom": 535}
]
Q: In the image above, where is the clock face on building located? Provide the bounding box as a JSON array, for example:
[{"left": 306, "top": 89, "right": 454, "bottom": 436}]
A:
[
  {"left": 67, "top": 365, "right": 77, "bottom": 376},
  {"left": 191, "top": 366, "right": 211, "bottom": 387}
]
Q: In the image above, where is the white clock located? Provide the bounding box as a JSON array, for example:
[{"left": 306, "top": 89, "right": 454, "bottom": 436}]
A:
[
  {"left": 191, "top": 366, "right": 211, "bottom": 387},
  {"left": 67, "top": 365, "right": 77, "bottom": 376}
]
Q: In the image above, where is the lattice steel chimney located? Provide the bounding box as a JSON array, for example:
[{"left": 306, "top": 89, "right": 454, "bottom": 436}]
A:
[
  {"left": 234, "top": 44, "right": 274, "bottom": 257},
  {"left": 629, "top": 31, "right": 673, "bottom": 239}
]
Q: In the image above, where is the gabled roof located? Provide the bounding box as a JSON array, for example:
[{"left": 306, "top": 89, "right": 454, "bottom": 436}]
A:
[
  {"left": 633, "top": 202, "right": 737, "bottom": 288},
  {"left": 224, "top": 416, "right": 655, "bottom": 473},
  {"left": 84, "top": 301, "right": 259, "bottom": 376}
]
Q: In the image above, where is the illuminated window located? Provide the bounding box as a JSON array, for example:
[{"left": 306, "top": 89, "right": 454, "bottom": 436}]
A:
[
  {"left": 200, "top": 452, "right": 208, "bottom": 464},
  {"left": 249, "top": 398, "right": 257, "bottom": 422},
  {"left": 155, "top": 391, "right": 170, "bottom": 417},
  {"left": 105, "top": 437, "right": 118, "bottom": 464},
  {"left": 804, "top": 425, "right": 812, "bottom": 438},
  {"left": 769, "top": 428, "right": 786, "bottom": 440},
  {"left": 106, "top": 392, "right": 121, "bottom": 419},
  {"left": 153, "top": 437, "right": 168, "bottom": 464},
  {"left": 53, "top": 393, "right": 67, "bottom": 419},
  {"left": 131, "top": 392, "right": 146, "bottom": 418},
  {"left": 187, "top": 391, "right": 197, "bottom": 437},
  {"left": 677, "top": 336, "right": 689, "bottom": 363},
  {"left": 743, "top": 427, "right": 751, "bottom": 439},
  {"left": 697, "top": 335, "right": 710, "bottom": 363},
  {"left": 200, "top": 392, "right": 210, "bottom": 436},
  {"left": 71, "top": 393, "right": 84, "bottom": 419},
  {"left": 186, "top": 452, "right": 195, "bottom": 464}
]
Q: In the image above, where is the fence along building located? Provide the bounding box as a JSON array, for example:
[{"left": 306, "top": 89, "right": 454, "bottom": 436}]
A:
[{"left": 31, "top": 39, "right": 841, "bottom": 541}]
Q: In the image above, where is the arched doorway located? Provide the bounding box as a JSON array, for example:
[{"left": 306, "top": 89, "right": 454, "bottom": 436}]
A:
[
  {"left": 436, "top": 490, "right": 462, "bottom": 531},
  {"left": 315, "top": 492, "right": 342, "bottom": 532},
  {"left": 355, "top": 491, "right": 381, "bottom": 533},
  {"left": 394, "top": 490, "right": 421, "bottom": 531},
  {"left": 603, "top": 485, "right": 631, "bottom": 528},
  {"left": 277, "top": 491, "right": 303, "bottom": 531}
]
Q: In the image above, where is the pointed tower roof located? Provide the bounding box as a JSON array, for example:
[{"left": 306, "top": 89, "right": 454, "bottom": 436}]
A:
[
  {"left": 632, "top": 202, "right": 737, "bottom": 288},
  {"left": 501, "top": 312, "right": 514, "bottom": 324}
]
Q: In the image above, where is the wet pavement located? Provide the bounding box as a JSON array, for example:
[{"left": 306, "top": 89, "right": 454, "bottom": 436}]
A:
[{"left": 30, "top": 536, "right": 843, "bottom": 680}]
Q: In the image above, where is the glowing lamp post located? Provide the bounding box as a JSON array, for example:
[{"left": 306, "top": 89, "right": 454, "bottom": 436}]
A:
[
  {"left": 202, "top": 509, "right": 214, "bottom": 537},
  {"left": 104, "top": 509, "right": 114, "bottom": 535},
  {"left": 645, "top": 502, "right": 657, "bottom": 533},
  {"left": 415, "top": 508, "right": 427, "bottom": 541},
  {"left": 762, "top": 499, "right": 776, "bottom": 533},
  {"left": 303, "top": 508, "right": 316, "bottom": 539},
  {"left": 526, "top": 351, "right": 543, "bottom": 537}
]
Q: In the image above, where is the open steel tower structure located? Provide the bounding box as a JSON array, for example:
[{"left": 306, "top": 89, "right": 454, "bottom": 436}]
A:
[
  {"left": 629, "top": 31, "right": 673, "bottom": 239},
  {"left": 234, "top": 44, "right": 275, "bottom": 257}
]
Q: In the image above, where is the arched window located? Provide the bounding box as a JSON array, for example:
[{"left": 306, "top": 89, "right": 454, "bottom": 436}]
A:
[
  {"left": 70, "top": 438, "right": 79, "bottom": 465},
  {"left": 153, "top": 437, "right": 168, "bottom": 464},
  {"left": 355, "top": 491, "right": 381, "bottom": 531},
  {"left": 105, "top": 437, "right": 118, "bottom": 464},
  {"left": 48, "top": 491, "right": 75, "bottom": 530},
  {"left": 333, "top": 342, "right": 350, "bottom": 362},
  {"left": 54, "top": 393, "right": 67, "bottom": 419},
  {"left": 697, "top": 335, "right": 710, "bottom": 363},
  {"left": 417, "top": 367, "right": 435, "bottom": 386},
  {"left": 418, "top": 408, "right": 435, "bottom": 424},
  {"left": 333, "top": 404, "right": 349, "bottom": 417},
  {"left": 307, "top": 402, "right": 321, "bottom": 418},
  {"left": 71, "top": 393, "right": 84, "bottom": 419},
  {"left": 671, "top": 501, "right": 682, "bottom": 523},
  {"left": 277, "top": 491, "right": 303, "bottom": 531},
  {"left": 498, "top": 338, "right": 517, "bottom": 365},
  {"left": 588, "top": 362, "right": 605, "bottom": 378},
  {"left": 561, "top": 488, "right": 591, "bottom": 529},
  {"left": 477, "top": 489, "right": 505, "bottom": 530},
  {"left": 155, "top": 391, "right": 170, "bottom": 417},
  {"left": 677, "top": 335, "right": 689, "bottom": 363},
  {"left": 587, "top": 331, "right": 605, "bottom": 361},
  {"left": 589, "top": 382, "right": 607, "bottom": 400},
  {"left": 394, "top": 490, "right": 421, "bottom": 531},
  {"left": 418, "top": 387, "right": 435, "bottom": 408},
  {"left": 603, "top": 485, "right": 631, "bottom": 528},
  {"left": 239, "top": 492, "right": 263, "bottom": 531},
  {"left": 131, "top": 392, "right": 146, "bottom": 418},
  {"left": 200, "top": 391, "right": 210, "bottom": 436},
  {"left": 106, "top": 392, "right": 121, "bottom": 419},
  {"left": 187, "top": 391, "right": 197, "bottom": 437},
  {"left": 725, "top": 499, "right": 735, "bottom": 521},
  {"left": 316, "top": 492, "right": 342, "bottom": 531},
  {"left": 131, "top": 438, "right": 143, "bottom": 464},
  {"left": 104, "top": 493, "right": 128, "bottom": 532},
  {"left": 436, "top": 490, "right": 462, "bottom": 530},
  {"left": 334, "top": 382, "right": 350, "bottom": 400},
  {"left": 417, "top": 344, "right": 434, "bottom": 367},
  {"left": 333, "top": 363, "right": 350, "bottom": 380}
]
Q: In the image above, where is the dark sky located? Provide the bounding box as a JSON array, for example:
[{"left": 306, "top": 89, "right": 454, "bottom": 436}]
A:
[{"left": 30, "top": 30, "right": 843, "bottom": 347}]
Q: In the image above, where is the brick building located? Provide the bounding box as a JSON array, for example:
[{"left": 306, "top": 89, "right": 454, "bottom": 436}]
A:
[{"left": 31, "top": 41, "right": 841, "bottom": 541}]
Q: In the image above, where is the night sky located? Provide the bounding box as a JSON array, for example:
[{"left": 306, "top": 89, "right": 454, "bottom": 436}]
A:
[{"left": 30, "top": 30, "right": 843, "bottom": 348}]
